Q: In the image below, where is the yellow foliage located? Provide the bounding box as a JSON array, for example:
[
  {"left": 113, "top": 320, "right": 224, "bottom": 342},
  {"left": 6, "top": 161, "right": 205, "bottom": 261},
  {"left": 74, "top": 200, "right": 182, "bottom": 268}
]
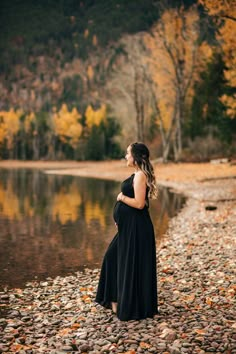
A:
[
  {"left": 51, "top": 183, "right": 106, "bottom": 228},
  {"left": 220, "top": 94, "right": 236, "bottom": 118},
  {"left": 52, "top": 104, "right": 82, "bottom": 147},
  {"left": 0, "top": 108, "right": 21, "bottom": 148},
  {"left": 85, "top": 104, "right": 106, "bottom": 129},
  {"left": 84, "top": 200, "right": 106, "bottom": 228},
  {"left": 51, "top": 182, "right": 82, "bottom": 224},
  {"left": 24, "top": 112, "right": 35, "bottom": 133},
  {"left": 0, "top": 122, "right": 5, "bottom": 144},
  {"left": 0, "top": 181, "right": 21, "bottom": 220},
  {"left": 87, "top": 65, "right": 94, "bottom": 80},
  {"left": 0, "top": 180, "right": 35, "bottom": 220},
  {"left": 144, "top": 7, "right": 212, "bottom": 133},
  {"left": 199, "top": 0, "right": 236, "bottom": 117}
]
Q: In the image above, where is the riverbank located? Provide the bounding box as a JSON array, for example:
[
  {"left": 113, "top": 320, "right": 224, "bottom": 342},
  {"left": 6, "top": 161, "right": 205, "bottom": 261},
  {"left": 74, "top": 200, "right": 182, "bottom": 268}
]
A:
[
  {"left": 0, "top": 160, "right": 236, "bottom": 353},
  {"left": 0, "top": 159, "right": 236, "bottom": 184}
]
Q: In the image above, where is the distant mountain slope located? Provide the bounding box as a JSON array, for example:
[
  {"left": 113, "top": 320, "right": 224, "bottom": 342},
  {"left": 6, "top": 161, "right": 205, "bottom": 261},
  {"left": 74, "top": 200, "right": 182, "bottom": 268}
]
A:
[{"left": 0, "top": 0, "right": 196, "bottom": 113}]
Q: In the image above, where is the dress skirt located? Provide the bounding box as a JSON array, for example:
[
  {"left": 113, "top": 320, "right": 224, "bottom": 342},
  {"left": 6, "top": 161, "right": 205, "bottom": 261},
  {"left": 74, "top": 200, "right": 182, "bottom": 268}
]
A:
[{"left": 95, "top": 174, "right": 158, "bottom": 321}]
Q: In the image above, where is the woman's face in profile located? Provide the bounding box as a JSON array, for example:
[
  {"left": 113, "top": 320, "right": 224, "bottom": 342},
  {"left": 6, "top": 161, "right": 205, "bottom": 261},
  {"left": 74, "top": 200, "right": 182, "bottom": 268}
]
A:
[{"left": 125, "top": 145, "right": 135, "bottom": 167}]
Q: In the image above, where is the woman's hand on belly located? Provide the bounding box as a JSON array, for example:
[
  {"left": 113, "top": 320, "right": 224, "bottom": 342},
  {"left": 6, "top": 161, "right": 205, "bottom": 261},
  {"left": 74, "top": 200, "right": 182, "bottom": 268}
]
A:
[{"left": 117, "top": 192, "right": 124, "bottom": 202}]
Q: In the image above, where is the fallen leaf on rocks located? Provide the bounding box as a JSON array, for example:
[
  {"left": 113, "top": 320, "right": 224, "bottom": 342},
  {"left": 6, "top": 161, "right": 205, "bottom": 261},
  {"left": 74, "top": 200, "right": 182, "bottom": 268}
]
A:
[
  {"left": 162, "top": 267, "right": 174, "bottom": 274},
  {"left": 90, "top": 306, "right": 97, "bottom": 312},
  {"left": 58, "top": 328, "right": 72, "bottom": 336},
  {"left": 82, "top": 295, "right": 91, "bottom": 303},
  {"left": 206, "top": 297, "right": 213, "bottom": 306},
  {"left": 159, "top": 276, "right": 174, "bottom": 283},
  {"left": 139, "top": 341, "right": 151, "bottom": 349},
  {"left": 71, "top": 323, "right": 80, "bottom": 329},
  {"left": 194, "top": 329, "right": 206, "bottom": 335},
  {"left": 183, "top": 294, "right": 195, "bottom": 302},
  {"left": 10, "top": 344, "right": 33, "bottom": 352},
  {"left": 79, "top": 287, "right": 87, "bottom": 291}
]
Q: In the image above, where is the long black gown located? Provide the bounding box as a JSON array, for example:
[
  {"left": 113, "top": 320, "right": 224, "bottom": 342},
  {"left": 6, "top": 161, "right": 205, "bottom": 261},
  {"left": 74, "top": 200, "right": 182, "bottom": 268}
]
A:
[{"left": 95, "top": 173, "right": 158, "bottom": 321}]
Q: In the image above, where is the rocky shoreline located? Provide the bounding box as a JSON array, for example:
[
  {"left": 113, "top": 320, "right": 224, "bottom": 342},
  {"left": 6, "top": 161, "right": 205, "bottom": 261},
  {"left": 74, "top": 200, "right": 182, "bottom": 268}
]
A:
[{"left": 0, "top": 173, "right": 236, "bottom": 353}]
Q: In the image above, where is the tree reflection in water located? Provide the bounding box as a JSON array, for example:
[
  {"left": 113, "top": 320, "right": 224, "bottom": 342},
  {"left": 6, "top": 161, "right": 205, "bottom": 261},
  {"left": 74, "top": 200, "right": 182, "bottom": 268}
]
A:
[{"left": 0, "top": 169, "right": 185, "bottom": 289}]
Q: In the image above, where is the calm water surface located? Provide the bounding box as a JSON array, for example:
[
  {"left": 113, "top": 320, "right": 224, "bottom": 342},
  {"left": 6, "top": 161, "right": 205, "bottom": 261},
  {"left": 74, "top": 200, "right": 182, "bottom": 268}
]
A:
[{"left": 0, "top": 169, "right": 185, "bottom": 289}]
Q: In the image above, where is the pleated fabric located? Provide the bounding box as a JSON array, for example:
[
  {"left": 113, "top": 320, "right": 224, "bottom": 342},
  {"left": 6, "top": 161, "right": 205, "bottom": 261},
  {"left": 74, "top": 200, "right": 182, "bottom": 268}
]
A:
[{"left": 95, "top": 174, "right": 158, "bottom": 321}]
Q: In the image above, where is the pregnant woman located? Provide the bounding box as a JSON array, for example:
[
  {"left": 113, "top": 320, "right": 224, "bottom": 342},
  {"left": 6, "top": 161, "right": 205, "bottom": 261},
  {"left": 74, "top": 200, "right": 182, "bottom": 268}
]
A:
[{"left": 95, "top": 142, "right": 158, "bottom": 321}]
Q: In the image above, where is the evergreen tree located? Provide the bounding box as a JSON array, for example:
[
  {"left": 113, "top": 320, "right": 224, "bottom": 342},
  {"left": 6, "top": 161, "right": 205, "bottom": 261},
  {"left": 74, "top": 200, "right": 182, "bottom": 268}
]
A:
[{"left": 188, "top": 54, "right": 235, "bottom": 143}]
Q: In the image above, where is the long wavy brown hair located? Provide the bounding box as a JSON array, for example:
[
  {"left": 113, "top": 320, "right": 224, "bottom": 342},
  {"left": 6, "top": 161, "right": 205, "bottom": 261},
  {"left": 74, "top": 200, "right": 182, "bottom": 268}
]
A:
[{"left": 130, "top": 142, "right": 158, "bottom": 199}]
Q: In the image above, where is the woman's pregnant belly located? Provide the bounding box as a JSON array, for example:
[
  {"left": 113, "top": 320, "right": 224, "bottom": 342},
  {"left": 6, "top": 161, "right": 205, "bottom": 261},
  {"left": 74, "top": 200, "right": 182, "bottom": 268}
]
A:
[{"left": 113, "top": 201, "right": 140, "bottom": 225}]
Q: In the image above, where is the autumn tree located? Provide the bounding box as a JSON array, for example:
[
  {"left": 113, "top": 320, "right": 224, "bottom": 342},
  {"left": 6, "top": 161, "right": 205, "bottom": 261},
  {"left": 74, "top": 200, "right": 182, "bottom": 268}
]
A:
[
  {"left": 0, "top": 109, "right": 22, "bottom": 159},
  {"left": 104, "top": 34, "right": 153, "bottom": 143},
  {"left": 128, "top": 39, "right": 152, "bottom": 142},
  {"left": 85, "top": 104, "right": 106, "bottom": 128},
  {"left": 145, "top": 3, "right": 212, "bottom": 161},
  {"left": 199, "top": 0, "right": 236, "bottom": 118},
  {"left": 52, "top": 104, "right": 82, "bottom": 158},
  {"left": 19, "top": 112, "right": 36, "bottom": 160}
]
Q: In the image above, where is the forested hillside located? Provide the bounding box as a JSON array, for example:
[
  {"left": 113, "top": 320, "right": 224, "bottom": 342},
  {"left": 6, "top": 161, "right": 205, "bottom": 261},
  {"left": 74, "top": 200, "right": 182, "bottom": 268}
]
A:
[{"left": 0, "top": 0, "right": 235, "bottom": 161}]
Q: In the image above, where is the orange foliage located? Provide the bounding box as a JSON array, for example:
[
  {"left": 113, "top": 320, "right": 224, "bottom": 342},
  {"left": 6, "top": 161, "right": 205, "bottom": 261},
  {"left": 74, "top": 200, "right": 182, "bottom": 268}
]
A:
[
  {"left": 145, "top": 6, "right": 212, "bottom": 131},
  {"left": 198, "top": 0, "right": 235, "bottom": 19},
  {"left": 92, "top": 34, "right": 98, "bottom": 46}
]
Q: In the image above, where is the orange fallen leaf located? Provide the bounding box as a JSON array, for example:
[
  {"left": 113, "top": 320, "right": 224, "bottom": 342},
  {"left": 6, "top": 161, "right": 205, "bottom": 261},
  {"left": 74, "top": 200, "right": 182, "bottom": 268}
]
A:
[
  {"left": 162, "top": 267, "right": 174, "bottom": 274},
  {"left": 90, "top": 306, "right": 97, "bottom": 312},
  {"left": 206, "top": 297, "right": 213, "bottom": 306},
  {"left": 183, "top": 294, "right": 195, "bottom": 302},
  {"left": 159, "top": 276, "right": 174, "bottom": 283},
  {"left": 82, "top": 295, "right": 91, "bottom": 303},
  {"left": 58, "top": 328, "right": 72, "bottom": 336},
  {"left": 10, "top": 344, "right": 32, "bottom": 352},
  {"left": 140, "top": 342, "right": 151, "bottom": 349},
  {"left": 79, "top": 287, "right": 87, "bottom": 291},
  {"left": 71, "top": 323, "right": 80, "bottom": 329},
  {"left": 195, "top": 329, "right": 206, "bottom": 335}
]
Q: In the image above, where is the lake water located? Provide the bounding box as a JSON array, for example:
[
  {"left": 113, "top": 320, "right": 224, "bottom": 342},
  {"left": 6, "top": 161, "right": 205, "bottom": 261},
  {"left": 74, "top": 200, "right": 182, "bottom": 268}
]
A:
[{"left": 0, "top": 169, "right": 185, "bottom": 289}]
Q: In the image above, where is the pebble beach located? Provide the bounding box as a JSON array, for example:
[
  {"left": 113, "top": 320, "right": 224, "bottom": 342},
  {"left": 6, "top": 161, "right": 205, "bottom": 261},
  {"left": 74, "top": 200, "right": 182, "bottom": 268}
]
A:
[{"left": 0, "top": 161, "right": 235, "bottom": 353}]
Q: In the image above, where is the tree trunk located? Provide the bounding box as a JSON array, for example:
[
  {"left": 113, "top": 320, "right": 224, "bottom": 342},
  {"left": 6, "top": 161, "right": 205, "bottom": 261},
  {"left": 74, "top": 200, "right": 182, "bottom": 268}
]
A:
[
  {"left": 32, "top": 133, "right": 39, "bottom": 160},
  {"left": 134, "top": 70, "right": 145, "bottom": 142}
]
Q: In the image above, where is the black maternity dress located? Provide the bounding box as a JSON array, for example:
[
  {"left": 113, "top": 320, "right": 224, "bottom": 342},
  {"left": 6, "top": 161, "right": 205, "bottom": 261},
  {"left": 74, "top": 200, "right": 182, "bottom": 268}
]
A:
[{"left": 95, "top": 173, "right": 158, "bottom": 321}]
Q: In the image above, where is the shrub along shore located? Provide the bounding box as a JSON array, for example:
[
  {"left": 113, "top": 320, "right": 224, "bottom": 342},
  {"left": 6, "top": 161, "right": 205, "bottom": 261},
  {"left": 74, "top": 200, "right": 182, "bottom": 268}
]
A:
[{"left": 0, "top": 160, "right": 236, "bottom": 353}]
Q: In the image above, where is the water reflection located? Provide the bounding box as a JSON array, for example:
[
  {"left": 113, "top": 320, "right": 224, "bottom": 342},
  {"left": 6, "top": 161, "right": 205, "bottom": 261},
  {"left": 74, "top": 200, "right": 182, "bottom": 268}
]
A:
[{"left": 0, "top": 169, "right": 185, "bottom": 289}]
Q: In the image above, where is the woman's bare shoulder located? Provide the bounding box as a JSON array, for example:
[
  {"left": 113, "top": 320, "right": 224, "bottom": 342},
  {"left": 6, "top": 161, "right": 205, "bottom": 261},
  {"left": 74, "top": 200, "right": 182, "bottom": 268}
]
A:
[{"left": 134, "top": 170, "right": 146, "bottom": 182}]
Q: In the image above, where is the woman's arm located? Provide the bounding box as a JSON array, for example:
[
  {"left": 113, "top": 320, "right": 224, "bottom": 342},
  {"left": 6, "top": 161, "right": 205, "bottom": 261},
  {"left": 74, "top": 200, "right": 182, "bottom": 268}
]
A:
[{"left": 117, "top": 171, "right": 147, "bottom": 209}]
